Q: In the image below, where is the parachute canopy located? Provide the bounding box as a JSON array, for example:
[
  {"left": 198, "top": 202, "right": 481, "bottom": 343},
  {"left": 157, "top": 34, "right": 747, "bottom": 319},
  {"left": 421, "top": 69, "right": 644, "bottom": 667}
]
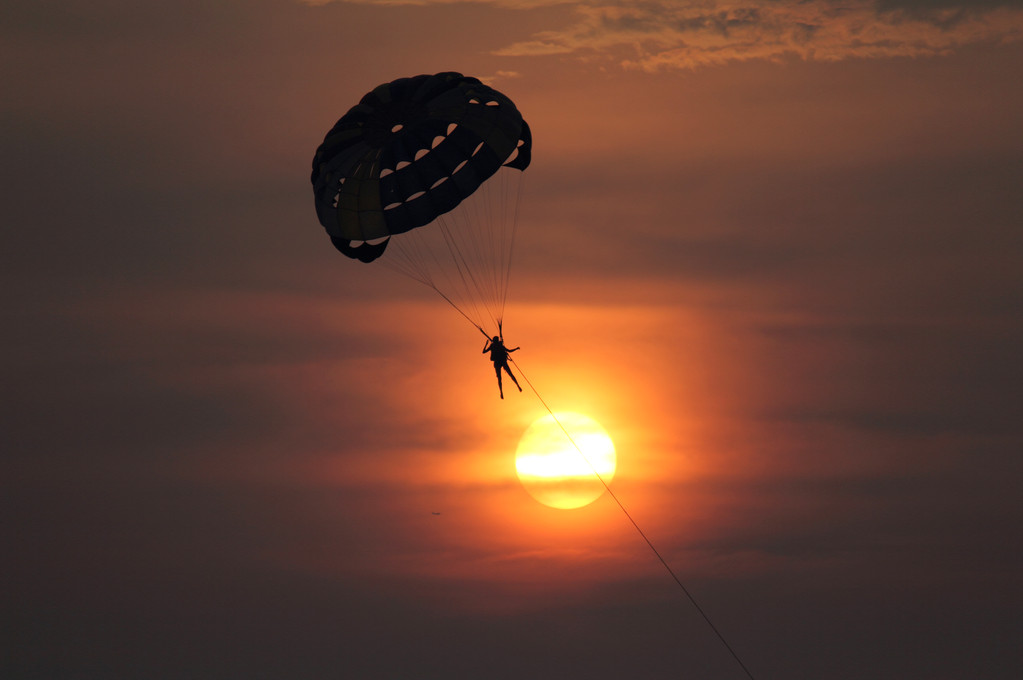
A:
[
  {"left": 310, "top": 72, "right": 532, "bottom": 335},
  {"left": 311, "top": 72, "right": 531, "bottom": 263}
]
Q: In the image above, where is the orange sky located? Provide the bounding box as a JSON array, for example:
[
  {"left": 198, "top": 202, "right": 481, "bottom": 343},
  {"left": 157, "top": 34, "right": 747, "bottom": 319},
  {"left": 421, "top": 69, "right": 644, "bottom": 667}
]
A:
[{"left": 3, "top": 1, "right": 1022, "bottom": 678}]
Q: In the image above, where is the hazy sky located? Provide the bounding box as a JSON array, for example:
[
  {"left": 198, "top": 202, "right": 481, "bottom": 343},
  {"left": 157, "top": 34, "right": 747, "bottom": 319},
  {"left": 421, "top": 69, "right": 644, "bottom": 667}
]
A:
[{"left": 3, "top": 1, "right": 1022, "bottom": 678}]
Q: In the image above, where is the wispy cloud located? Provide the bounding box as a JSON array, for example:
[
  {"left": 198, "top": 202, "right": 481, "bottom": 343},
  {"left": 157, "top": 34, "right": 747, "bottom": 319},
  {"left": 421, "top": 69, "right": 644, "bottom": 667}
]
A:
[
  {"left": 499, "top": 0, "right": 1023, "bottom": 69},
  {"left": 308, "top": 0, "right": 1023, "bottom": 68},
  {"left": 480, "top": 69, "right": 523, "bottom": 85}
]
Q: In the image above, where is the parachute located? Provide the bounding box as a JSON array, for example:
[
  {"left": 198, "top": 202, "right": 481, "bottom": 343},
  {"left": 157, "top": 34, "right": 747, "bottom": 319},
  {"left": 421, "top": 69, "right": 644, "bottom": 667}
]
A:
[
  {"left": 309, "top": 77, "right": 762, "bottom": 679},
  {"left": 311, "top": 72, "right": 532, "bottom": 335}
]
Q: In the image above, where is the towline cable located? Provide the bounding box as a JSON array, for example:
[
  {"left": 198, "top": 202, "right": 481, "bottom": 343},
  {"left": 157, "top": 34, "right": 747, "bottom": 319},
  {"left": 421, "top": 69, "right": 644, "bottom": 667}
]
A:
[
  {"left": 510, "top": 357, "right": 758, "bottom": 680},
  {"left": 412, "top": 253, "right": 756, "bottom": 678}
]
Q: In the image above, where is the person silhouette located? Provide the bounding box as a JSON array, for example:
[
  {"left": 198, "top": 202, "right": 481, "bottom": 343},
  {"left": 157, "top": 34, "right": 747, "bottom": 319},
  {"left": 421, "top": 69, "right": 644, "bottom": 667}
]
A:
[{"left": 482, "top": 335, "right": 521, "bottom": 399}]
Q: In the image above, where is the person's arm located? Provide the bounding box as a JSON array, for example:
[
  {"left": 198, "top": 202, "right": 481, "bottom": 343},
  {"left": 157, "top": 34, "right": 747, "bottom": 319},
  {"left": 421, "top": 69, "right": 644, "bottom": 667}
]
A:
[
  {"left": 482, "top": 339, "right": 492, "bottom": 353},
  {"left": 508, "top": 346, "right": 520, "bottom": 353}
]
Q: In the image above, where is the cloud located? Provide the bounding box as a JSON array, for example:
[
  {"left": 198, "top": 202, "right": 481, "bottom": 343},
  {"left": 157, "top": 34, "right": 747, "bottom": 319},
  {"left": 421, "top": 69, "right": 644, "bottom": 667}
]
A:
[
  {"left": 306, "top": 0, "right": 1023, "bottom": 68},
  {"left": 479, "top": 69, "right": 523, "bottom": 85},
  {"left": 502, "top": 1, "right": 1023, "bottom": 68}
]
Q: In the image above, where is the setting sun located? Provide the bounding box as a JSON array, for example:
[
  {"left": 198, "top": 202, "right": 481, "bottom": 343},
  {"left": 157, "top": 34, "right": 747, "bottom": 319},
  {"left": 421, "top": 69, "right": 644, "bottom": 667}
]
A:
[{"left": 515, "top": 412, "right": 616, "bottom": 509}]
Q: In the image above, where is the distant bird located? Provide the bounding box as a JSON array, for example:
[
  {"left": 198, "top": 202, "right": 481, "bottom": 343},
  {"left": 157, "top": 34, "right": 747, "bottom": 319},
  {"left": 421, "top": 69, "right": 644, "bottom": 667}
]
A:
[{"left": 431, "top": 512, "right": 441, "bottom": 515}]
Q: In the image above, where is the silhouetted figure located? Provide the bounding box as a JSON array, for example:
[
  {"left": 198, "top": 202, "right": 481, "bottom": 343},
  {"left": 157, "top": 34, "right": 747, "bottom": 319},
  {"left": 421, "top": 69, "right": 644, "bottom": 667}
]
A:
[{"left": 483, "top": 335, "right": 521, "bottom": 399}]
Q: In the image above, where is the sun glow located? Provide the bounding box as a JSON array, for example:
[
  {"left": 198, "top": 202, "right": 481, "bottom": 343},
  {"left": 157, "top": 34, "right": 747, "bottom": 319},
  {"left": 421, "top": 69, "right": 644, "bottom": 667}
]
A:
[{"left": 515, "top": 412, "right": 616, "bottom": 509}]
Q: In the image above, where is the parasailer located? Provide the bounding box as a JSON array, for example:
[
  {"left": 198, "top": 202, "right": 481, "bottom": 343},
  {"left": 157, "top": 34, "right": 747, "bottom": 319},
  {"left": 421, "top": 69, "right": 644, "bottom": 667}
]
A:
[
  {"left": 310, "top": 72, "right": 531, "bottom": 345},
  {"left": 482, "top": 333, "right": 521, "bottom": 399}
]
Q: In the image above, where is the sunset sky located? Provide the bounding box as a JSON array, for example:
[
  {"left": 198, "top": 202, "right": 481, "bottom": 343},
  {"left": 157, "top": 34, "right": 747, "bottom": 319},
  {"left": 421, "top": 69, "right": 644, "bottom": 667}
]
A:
[{"left": 3, "top": 1, "right": 1022, "bottom": 678}]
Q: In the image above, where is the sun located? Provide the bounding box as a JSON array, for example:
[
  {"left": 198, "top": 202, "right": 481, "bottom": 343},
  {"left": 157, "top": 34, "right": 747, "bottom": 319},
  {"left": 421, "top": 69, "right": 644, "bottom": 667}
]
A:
[{"left": 515, "top": 412, "right": 616, "bottom": 509}]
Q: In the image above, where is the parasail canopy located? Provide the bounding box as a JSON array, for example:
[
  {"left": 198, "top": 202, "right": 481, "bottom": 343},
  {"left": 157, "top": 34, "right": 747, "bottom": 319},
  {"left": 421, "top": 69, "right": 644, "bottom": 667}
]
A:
[{"left": 311, "top": 72, "right": 532, "bottom": 334}]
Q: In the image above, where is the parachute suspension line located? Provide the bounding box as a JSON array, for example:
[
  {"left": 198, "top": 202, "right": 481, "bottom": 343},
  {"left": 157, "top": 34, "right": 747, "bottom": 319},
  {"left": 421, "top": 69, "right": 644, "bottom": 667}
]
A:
[
  {"left": 489, "top": 171, "right": 506, "bottom": 323},
  {"left": 509, "top": 359, "right": 758, "bottom": 680},
  {"left": 384, "top": 234, "right": 492, "bottom": 338},
  {"left": 485, "top": 171, "right": 506, "bottom": 324},
  {"left": 368, "top": 170, "right": 522, "bottom": 340},
  {"left": 500, "top": 172, "right": 523, "bottom": 318},
  {"left": 462, "top": 193, "right": 502, "bottom": 329},
  {"left": 378, "top": 208, "right": 494, "bottom": 337},
  {"left": 381, "top": 217, "right": 445, "bottom": 289},
  {"left": 459, "top": 168, "right": 519, "bottom": 330},
  {"left": 430, "top": 284, "right": 487, "bottom": 337},
  {"left": 469, "top": 173, "right": 508, "bottom": 328},
  {"left": 437, "top": 216, "right": 500, "bottom": 333},
  {"left": 428, "top": 168, "right": 521, "bottom": 334}
]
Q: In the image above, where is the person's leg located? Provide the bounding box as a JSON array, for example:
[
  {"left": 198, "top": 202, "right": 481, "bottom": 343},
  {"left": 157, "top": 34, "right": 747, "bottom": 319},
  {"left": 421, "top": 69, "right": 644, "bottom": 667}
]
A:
[
  {"left": 503, "top": 364, "right": 522, "bottom": 391},
  {"left": 494, "top": 364, "right": 504, "bottom": 398}
]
